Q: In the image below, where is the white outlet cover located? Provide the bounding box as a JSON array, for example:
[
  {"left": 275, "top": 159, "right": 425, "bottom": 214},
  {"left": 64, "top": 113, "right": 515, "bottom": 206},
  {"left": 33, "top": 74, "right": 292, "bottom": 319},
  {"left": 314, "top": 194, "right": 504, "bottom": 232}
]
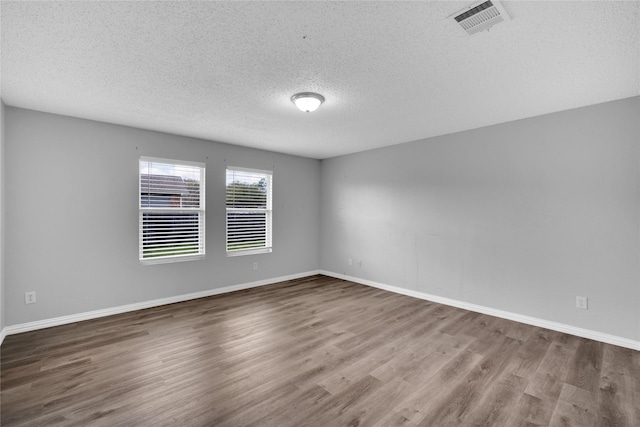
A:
[
  {"left": 576, "top": 296, "right": 588, "bottom": 310},
  {"left": 25, "top": 291, "right": 36, "bottom": 304}
]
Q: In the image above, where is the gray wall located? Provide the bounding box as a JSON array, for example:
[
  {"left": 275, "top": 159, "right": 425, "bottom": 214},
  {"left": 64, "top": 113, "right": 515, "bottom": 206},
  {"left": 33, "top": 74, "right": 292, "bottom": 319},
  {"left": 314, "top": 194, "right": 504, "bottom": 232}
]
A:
[
  {"left": 5, "top": 107, "right": 320, "bottom": 325},
  {"left": 320, "top": 97, "right": 640, "bottom": 341},
  {"left": 1, "top": 100, "right": 5, "bottom": 334}
]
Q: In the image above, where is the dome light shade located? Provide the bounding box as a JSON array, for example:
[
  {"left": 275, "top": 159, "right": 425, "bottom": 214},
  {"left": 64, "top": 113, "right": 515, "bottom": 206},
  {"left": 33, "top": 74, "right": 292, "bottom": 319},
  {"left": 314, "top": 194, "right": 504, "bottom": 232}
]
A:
[{"left": 291, "top": 92, "right": 325, "bottom": 112}]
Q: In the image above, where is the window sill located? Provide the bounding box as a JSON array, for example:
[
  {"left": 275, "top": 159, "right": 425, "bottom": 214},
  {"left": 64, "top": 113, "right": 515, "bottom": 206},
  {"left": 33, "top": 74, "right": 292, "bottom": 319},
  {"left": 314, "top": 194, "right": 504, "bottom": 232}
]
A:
[
  {"left": 226, "top": 248, "right": 272, "bottom": 257},
  {"left": 140, "top": 254, "right": 205, "bottom": 265}
]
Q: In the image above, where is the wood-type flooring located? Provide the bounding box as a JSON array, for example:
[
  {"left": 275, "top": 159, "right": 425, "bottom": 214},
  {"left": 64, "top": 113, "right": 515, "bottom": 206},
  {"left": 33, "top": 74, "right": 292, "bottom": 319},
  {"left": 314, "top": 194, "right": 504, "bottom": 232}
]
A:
[{"left": 1, "top": 275, "right": 639, "bottom": 426}]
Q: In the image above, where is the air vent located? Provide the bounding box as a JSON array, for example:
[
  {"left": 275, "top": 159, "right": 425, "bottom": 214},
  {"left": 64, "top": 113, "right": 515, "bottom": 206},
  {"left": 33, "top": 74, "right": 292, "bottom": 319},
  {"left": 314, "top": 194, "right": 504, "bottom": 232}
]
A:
[{"left": 449, "top": 0, "right": 510, "bottom": 36}]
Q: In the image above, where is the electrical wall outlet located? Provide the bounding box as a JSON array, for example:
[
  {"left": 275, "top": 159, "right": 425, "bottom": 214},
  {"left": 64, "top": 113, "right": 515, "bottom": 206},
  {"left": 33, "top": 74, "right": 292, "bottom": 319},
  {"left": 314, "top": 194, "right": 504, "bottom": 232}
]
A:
[
  {"left": 348, "top": 258, "right": 353, "bottom": 266},
  {"left": 25, "top": 291, "right": 36, "bottom": 304},
  {"left": 253, "top": 262, "right": 258, "bottom": 271},
  {"left": 358, "top": 261, "right": 362, "bottom": 268},
  {"left": 576, "top": 296, "right": 588, "bottom": 310}
]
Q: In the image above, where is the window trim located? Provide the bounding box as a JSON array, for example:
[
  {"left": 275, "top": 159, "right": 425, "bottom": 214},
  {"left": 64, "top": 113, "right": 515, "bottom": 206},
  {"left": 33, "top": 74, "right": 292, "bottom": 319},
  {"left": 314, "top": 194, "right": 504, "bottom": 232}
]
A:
[
  {"left": 225, "top": 166, "right": 273, "bottom": 257},
  {"left": 139, "top": 156, "right": 206, "bottom": 265}
]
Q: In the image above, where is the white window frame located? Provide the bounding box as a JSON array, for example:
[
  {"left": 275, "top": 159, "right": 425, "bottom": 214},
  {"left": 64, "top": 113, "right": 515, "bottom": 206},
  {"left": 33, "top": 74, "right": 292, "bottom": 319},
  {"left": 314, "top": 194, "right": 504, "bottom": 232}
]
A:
[
  {"left": 226, "top": 166, "right": 272, "bottom": 257},
  {"left": 139, "top": 156, "right": 206, "bottom": 265}
]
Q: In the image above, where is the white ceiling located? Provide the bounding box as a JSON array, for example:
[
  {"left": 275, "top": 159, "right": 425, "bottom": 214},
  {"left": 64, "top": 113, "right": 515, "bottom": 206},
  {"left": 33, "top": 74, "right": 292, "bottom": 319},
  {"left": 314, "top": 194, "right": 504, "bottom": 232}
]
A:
[{"left": 1, "top": 1, "right": 639, "bottom": 159}]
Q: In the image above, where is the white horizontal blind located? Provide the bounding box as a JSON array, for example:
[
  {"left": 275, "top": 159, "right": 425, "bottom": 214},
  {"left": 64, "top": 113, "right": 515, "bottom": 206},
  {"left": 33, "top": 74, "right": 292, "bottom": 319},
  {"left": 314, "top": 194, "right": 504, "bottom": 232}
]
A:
[
  {"left": 139, "top": 157, "right": 205, "bottom": 263},
  {"left": 226, "top": 167, "right": 272, "bottom": 253}
]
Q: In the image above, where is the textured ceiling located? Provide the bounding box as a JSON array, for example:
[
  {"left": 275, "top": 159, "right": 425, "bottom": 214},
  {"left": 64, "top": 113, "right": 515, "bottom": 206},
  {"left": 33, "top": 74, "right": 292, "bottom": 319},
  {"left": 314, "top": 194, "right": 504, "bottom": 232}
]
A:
[{"left": 1, "top": 1, "right": 639, "bottom": 159}]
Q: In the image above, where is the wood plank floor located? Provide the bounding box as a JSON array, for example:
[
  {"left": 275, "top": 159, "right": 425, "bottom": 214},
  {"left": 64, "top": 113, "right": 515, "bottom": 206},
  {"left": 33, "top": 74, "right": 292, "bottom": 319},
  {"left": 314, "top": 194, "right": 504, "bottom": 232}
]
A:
[{"left": 1, "top": 275, "right": 639, "bottom": 426}]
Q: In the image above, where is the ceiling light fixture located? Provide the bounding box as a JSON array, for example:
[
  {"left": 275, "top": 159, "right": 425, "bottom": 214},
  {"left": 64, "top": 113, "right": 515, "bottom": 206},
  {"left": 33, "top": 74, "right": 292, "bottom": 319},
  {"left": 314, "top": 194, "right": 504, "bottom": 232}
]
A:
[{"left": 291, "top": 92, "right": 325, "bottom": 112}]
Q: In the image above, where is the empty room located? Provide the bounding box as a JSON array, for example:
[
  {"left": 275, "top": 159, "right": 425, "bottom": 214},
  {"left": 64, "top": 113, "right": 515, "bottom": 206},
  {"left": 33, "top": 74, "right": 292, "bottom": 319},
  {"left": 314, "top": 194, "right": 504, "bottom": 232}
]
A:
[{"left": 0, "top": 1, "right": 639, "bottom": 426}]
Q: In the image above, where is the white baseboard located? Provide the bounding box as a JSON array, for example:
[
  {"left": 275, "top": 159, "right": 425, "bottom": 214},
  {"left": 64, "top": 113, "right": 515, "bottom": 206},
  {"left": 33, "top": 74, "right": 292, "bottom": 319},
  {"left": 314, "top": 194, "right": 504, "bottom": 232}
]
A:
[
  {"left": 4, "top": 270, "right": 638, "bottom": 352},
  {"left": 3, "top": 270, "right": 321, "bottom": 338},
  {"left": 320, "top": 270, "right": 640, "bottom": 351}
]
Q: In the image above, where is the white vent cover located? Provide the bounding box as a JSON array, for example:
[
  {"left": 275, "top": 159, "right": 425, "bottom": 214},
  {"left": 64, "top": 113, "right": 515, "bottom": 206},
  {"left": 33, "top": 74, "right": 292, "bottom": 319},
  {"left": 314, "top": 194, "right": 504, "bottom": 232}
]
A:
[{"left": 449, "top": 0, "right": 511, "bottom": 36}]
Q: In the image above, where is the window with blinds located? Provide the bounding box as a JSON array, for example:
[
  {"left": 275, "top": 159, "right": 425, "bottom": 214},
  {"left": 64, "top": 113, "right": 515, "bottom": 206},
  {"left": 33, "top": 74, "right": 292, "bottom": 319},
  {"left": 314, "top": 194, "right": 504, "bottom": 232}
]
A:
[
  {"left": 139, "top": 157, "right": 205, "bottom": 264},
  {"left": 226, "top": 167, "right": 272, "bottom": 255}
]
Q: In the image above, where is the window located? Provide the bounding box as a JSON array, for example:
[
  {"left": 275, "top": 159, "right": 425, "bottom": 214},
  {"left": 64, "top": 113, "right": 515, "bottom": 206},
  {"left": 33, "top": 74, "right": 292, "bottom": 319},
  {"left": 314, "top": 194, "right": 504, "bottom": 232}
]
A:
[
  {"left": 139, "top": 157, "right": 205, "bottom": 264},
  {"left": 226, "top": 167, "right": 272, "bottom": 256}
]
